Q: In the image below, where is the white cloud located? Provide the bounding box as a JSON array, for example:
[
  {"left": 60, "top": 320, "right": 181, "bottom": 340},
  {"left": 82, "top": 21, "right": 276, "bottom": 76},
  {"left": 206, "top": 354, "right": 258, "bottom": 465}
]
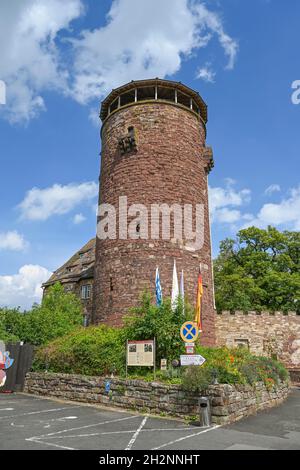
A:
[
  {"left": 212, "top": 207, "right": 241, "bottom": 224},
  {"left": 0, "top": 0, "right": 83, "bottom": 123},
  {"left": 69, "top": 0, "right": 238, "bottom": 104},
  {"left": 191, "top": 2, "right": 238, "bottom": 70},
  {"left": 209, "top": 181, "right": 300, "bottom": 232},
  {"left": 0, "top": 1, "right": 237, "bottom": 122},
  {"left": 244, "top": 186, "right": 300, "bottom": 231},
  {"left": 73, "top": 213, "right": 86, "bottom": 224},
  {"left": 264, "top": 184, "right": 281, "bottom": 196},
  {"left": 0, "top": 265, "right": 52, "bottom": 310},
  {"left": 0, "top": 231, "right": 28, "bottom": 251},
  {"left": 196, "top": 63, "right": 216, "bottom": 83},
  {"left": 88, "top": 107, "right": 100, "bottom": 127},
  {"left": 19, "top": 181, "right": 98, "bottom": 221},
  {"left": 209, "top": 180, "right": 251, "bottom": 224}
]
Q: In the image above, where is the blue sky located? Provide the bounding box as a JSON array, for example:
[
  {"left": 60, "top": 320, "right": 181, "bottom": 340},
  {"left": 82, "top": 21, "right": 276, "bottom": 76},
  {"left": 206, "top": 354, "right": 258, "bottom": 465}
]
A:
[{"left": 0, "top": 0, "right": 299, "bottom": 308}]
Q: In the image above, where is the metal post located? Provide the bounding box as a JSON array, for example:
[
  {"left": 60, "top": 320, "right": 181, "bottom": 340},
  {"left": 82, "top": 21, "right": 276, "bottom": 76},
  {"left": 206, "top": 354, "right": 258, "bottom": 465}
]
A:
[
  {"left": 153, "top": 337, "right": 156, "bottom": 380},
  {"left": 126, "top": 339, "right": 128, "bottom": 379},
  {"left": 134, "top": 88, "right": 137, "bottom": 102}
]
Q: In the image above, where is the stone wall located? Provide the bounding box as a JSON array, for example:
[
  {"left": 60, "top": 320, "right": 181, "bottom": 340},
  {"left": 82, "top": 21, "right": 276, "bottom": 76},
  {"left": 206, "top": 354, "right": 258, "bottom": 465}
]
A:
[
  {"left": 215, "top": 311, "right": 300, "bottom": 372},
  {"left": 24, "top": 372, "right": 289, "bottom": 425}
]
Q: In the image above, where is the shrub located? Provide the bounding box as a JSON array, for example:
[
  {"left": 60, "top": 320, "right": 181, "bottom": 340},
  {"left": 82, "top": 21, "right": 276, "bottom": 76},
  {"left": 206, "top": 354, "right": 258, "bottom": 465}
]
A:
[
  {"left": 0, "top": 307, "right": 24, "bottom": 342},
  {"left": 181, "top": 366, "right": 213, "bottom": 392},
  {"left": 33, "top": 291, "right": 289, "bottom": 388},
  {"left": 0, "top": 283, "right": 83, "bottom": 346},
  {"left": 34, "top": 324, "right": 126, "bottom": 376}
]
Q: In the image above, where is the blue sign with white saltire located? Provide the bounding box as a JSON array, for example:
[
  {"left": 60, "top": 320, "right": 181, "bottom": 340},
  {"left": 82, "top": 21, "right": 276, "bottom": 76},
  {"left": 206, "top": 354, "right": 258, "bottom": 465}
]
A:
[{"left": 155, "top": 267, "right": 162, "bottom": 306}]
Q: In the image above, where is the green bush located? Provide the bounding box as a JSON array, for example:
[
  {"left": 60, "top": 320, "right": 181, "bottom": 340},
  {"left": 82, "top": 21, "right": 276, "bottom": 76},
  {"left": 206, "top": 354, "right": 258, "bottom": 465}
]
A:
[
  {"left": 181, "top": 366, "right": 213, "bottom": 392},
  {"left": 33, "top": 290, "right": 289, "bottom": 388},
  {"left": 0, "top": 307, "right": 24, "bottom": 342},
  {"left": 0, "top": 283, "right": 83, "bottom": 346},
  {"left": 34, "top": 324, "right": 126, "bottom": 376}
]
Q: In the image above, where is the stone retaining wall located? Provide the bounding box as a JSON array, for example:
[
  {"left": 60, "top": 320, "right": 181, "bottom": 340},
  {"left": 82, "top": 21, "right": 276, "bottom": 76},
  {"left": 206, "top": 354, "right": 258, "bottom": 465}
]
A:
[{"left": 24, "top": 372, "right": 289, "bottom": 425}]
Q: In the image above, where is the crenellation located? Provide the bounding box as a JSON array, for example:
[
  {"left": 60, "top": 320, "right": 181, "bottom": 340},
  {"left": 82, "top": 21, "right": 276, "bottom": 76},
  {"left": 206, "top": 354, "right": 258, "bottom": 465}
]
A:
[
  {"left": 218, "top": 310, "right": 298, "bottom": 317},
  {"left": 215, "top": 310, "right": 300, "bottom": 372}
]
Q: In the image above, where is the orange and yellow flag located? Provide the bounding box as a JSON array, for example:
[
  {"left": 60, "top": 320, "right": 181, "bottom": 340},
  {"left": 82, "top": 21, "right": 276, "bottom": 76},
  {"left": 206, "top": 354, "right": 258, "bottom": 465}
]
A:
[{"left": 194, "top": 272, "right": 203, "bottom": 332}]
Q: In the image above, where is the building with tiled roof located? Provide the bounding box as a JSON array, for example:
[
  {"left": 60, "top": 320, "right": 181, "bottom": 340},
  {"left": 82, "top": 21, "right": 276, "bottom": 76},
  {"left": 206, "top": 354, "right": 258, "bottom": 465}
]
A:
[{"left": 42, "top": 238, "right": 95, "bottom": 323}]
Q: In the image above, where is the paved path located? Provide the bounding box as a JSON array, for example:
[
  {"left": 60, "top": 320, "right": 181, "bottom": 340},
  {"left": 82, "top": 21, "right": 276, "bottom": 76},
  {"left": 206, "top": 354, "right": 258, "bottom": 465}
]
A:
[{"left": 0, "top": 389, "right": 299, "bottom": 450}]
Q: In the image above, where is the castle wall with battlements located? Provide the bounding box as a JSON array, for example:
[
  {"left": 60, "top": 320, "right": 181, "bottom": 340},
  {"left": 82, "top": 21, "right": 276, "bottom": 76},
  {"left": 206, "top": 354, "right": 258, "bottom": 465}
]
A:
[{"left": 215, "top": 311, "right": 300, "bottom": 370}]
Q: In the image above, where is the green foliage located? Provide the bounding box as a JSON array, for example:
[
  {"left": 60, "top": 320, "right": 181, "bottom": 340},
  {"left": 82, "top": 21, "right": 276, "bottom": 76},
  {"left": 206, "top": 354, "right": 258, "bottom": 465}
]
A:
[
  {"left": 181, "top": 366, "right": 213, "bottom": 392},
  {"left": 214, "top": 226, "right": 300, "bottom": 312},
  {"left": 123, "top": 292, "right": 193, "bottom": 363},
  {"left": 31, "top": 288, "right": 289, "bottom": 388},
  {"left": 180, "top": 346, "right": 289, "bottom": 391},
  {"left": 34, "top": 324, "right": 125, "bottom": 376},
  {"left": 0, "top": 309, "right": 20, "bottom": 342},
  {"left": 0, "top": 283, "right": 83, "bottom": 346}
]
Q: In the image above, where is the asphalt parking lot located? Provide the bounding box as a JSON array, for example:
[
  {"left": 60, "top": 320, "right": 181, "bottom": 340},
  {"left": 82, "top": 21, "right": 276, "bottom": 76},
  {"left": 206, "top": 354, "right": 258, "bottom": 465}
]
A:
[{"left": 0, "top": 389, "right": 299, "bottom": 450}]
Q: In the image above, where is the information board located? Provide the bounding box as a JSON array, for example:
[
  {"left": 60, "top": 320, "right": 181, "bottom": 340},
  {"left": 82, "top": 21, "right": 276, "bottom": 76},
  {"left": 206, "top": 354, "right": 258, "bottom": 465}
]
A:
[{"left": 127, "top": 340, "right": 154, "bottom": 366}]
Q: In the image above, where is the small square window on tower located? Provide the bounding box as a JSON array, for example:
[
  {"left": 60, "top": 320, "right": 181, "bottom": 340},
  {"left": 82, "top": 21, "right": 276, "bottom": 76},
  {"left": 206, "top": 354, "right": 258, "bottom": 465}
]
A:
[{"left": 118, "top": 126, "right": 137, "bottom": 154}]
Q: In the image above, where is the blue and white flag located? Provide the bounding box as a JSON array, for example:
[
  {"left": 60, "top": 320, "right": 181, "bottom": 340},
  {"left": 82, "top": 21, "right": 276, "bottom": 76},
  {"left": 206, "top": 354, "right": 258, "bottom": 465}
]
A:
[{"left": 155, "top": 267, "right": 162, "bottom": 306}]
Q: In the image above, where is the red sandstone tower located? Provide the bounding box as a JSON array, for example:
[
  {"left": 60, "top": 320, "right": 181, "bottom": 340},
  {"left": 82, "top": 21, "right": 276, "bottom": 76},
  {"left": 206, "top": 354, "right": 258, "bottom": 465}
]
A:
[{"left": 92, "top": 79, "right": 215, "bottom": 346}]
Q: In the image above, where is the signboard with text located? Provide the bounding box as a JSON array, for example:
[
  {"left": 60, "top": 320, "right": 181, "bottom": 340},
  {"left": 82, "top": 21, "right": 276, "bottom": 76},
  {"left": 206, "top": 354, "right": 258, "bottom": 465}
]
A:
[{"left": 127, "top": 340, "right": 154, "bottom": 366}]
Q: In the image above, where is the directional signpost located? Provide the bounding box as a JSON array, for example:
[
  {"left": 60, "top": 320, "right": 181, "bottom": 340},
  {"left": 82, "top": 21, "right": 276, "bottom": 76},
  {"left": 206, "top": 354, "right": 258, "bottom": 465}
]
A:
[{"left": 180, "top": 354, "right": 206, "bottom": 366}]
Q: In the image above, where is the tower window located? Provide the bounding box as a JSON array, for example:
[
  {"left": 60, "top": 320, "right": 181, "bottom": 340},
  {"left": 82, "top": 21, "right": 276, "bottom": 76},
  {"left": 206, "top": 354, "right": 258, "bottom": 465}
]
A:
[{"left": 110, "top": 276, "right": 114, "bottom": 292}]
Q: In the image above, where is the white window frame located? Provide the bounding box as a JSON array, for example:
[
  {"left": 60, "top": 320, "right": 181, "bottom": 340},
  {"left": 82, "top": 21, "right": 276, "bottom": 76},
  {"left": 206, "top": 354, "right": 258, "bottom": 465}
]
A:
[{"left": 81, "top": 284, "right": 91, "bottom": 300}]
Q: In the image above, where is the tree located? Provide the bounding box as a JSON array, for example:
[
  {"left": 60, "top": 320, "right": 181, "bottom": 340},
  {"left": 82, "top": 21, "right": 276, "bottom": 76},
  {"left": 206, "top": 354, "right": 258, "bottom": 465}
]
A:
[
  {"left": 214, "top": 226, "right": 300, "bottom": 312},
  {"left": 124, "top": 292, "right": 193, "bottom": 362},
  {"left": 0, "top": 283, "right": 83, "bottom": 346}
]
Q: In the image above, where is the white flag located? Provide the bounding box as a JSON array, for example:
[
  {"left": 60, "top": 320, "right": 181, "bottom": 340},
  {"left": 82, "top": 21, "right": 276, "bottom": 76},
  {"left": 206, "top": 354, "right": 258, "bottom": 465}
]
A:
[
  {"left": 179, "top": 270, "right": 185, "bottom": 314},
  {"left": 171, "top": 259, "right": 179, "bottom": 311}
]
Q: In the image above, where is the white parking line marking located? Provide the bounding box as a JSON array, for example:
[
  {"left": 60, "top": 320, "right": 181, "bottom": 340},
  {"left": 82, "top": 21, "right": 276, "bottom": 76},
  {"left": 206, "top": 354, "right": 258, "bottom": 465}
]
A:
[
  {"left": 0, "top": 407, "right": 14, "bottom": 411},
  {"left": 27, "top": 437, "right": 76, "bottom": 451},
  {"left": 125, "top": 416, "right": 148, "bottom": 451},
  {"left": 40, "top": 426, "right": 193, "bottom": 440},
  {"left": 0, "top": 406, "right": 78, "bottom": 420},
  {"left": 11, "top": 422, "right": 25, "bottom": 428},
  {"left": 152, "top": 425, "right": 221, "bottom": 449},
  {"left": 28, "top": 415, "right": 140, "bottom": 440}
]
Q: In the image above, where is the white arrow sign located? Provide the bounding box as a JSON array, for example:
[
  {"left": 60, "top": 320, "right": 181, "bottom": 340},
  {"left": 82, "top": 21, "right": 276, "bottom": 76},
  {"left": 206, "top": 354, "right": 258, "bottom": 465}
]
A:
[{"left": 180, "top": 354, "right": 206, "bottom": 366}]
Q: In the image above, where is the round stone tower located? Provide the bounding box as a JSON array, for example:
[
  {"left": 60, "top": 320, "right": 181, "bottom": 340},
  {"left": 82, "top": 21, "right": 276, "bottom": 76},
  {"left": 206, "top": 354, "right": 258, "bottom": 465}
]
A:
[{"left": 92, "top": 78, "right": 215, "bottom": 346}]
